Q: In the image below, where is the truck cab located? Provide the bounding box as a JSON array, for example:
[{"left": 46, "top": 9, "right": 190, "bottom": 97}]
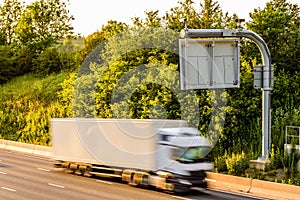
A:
[{"left": 156, "top": 127, "right": 213, "bottom": 191}]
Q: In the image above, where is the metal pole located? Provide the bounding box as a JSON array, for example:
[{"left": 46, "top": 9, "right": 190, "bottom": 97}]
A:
[
  {"left": 236, "top": 30, "right": 272, "bottom": 160},
  {"left": 180, "top": 29, "right": 273, "bottom": 160},
  {"left": 298, "top": 127, "right": 300, "bottom": 147}
]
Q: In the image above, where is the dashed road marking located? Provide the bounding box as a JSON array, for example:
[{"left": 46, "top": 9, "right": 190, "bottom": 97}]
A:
[
  {"left": 37, "top": 167, "right": 51, "bottom": 172},
  {"left": 48, "top": 183, "right": 65, "bottom": 189},
  {"left": 172, "top": 196, "right": 193, "bottom": 200},
  {"left": 1, "top": 187, "right": 16, "bottom": 192},
  {"left": 96, "top": 180, "right": 113, "bottom": 185}
]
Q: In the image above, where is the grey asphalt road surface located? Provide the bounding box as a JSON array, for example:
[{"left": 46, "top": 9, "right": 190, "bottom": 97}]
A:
[{"left": 0, "top": 149, "right": 268, "bottom": 200}]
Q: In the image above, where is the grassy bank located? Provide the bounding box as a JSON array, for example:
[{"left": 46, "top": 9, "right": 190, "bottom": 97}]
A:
[{"left": 0, "top": 73, "right": 68, "bottom": 145}]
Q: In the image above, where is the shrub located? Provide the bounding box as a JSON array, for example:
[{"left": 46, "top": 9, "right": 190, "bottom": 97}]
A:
[
  {"left": 0, "top": 45, "right": 16, "bottom": 83},
  {"left": 214, "top": 151, "right": 228, "bottom": 173},
  {"left": 33, "top": 47, "right": 62, "bottom": 76},
  {"left": 225, "top": 152, "right": 249, "bottom": 176}
]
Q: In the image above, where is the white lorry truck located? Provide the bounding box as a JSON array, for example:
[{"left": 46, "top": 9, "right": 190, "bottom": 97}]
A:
[{"left": 51, "top": 118, "right": 213, "bottom": 192}]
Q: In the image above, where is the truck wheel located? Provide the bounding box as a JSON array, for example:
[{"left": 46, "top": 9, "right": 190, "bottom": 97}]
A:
[
  {"left": 65, "top": 163, "right": 76, "bottom": 174},
  {"left": 129, "top": 172, "right": 138, "bottom": 186},
  {"left": 83, "top": 166, "right": 92, "bottom": 177},
  {"left": 141, "top": 174, "right": 150, "bottom": 187},
  {"left": 75, "top": 165, "right": 84, "bottom": 176}
]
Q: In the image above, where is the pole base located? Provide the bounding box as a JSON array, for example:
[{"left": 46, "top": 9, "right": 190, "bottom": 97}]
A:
[{"left": 249, "top": 159, "right": 270, "bottom": 171}]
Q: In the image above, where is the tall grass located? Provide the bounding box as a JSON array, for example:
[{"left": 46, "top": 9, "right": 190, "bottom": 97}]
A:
[{"left": 0, "top": 73, "right": 68, "bottom": 145}]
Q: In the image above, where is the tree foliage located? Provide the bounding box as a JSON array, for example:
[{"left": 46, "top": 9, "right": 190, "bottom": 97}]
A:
[
  {"left": 0, "top": 0, "right": 23, "bottom": 45},
  {"left": 0, "top": 45, "right": 16, "bottom": 82},
  {"left": 15, "top": 0, "right": 74, "bottom": 49},
  {"left": 242, "top": 0, "right": 300, "bottom": 154},
  {"left": 164, "top": 0, "right": 201, "bottom": 31},
  {"left": 0, "top": 0, "right": 76, "bottom": 82},
  {"left": 163, "top": 0, "right": 238, "bottom": 31},
  {"left": 246, "top": 0, "right": 300, "bottom": 74},
  {"left": 200, "top": 0, "right": 227, "bottom": 28},
  {"left": 80, "top": 20, "right": 128, "bottom": 60}
]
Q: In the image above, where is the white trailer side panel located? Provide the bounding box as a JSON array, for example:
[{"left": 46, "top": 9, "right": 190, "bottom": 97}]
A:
[{"left": 51, "top": 118, "right": 187, "bottom": 171}]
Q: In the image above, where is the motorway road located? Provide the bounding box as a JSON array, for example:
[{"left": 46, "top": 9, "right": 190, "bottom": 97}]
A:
[{"left": 0, "top": 149, "right": 268, "bottom": 200}]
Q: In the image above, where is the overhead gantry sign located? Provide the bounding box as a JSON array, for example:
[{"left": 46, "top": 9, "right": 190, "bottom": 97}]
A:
[{"left": 179, "top": 29, "right": 273, "bottom": 160}]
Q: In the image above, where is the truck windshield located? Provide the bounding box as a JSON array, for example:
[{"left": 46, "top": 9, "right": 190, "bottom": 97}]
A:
[{"left": 174, "top": 147, "right": 211, "bottom": 163}]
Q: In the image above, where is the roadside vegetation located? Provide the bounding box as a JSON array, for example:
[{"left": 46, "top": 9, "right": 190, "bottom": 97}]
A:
[{"left": 0, "top": 0, "right": 299, "bottom": 185}]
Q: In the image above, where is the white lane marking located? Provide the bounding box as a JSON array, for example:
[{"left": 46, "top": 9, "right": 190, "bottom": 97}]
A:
[
  {"left": 1, "top": 187, "right": 16, "bottom": 192},
  {"left": 205, "top": 178, "right": 216, "bottom": 182},
  {"left": 96, "top": 180, "right": 113, "bottom": 185},
  {"left": 37, "top": 167, "right": 51, "bottom": 172},
  {"left": 48, "top": 183, "right": 65, "bottom": 189},
  {"left": 172, "top": 196, "right": 193, "bottom": 200},
  {"left": 0, "top": 171, "right": 7, "bottom": 175}
]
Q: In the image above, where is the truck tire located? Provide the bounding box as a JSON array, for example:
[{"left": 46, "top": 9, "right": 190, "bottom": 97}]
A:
[
  {"left": 75, "top": 165, "right": 84, "bottom": 175},
  {"left": 172, "top": 183, "right": 191, "bottom": 194},
  {"left": 129, "top": 172, "right": 138, "bottom": 186},
  {"left": 141, "top": 174, "right": 150, "bottom": 187},
  {"left": 83, "top": 166, "right": 92, "bottom": 177},
  {"left": 65, "top": 163, "right": 76, "bottom": 174}
]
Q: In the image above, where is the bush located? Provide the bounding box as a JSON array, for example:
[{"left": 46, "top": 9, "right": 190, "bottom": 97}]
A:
[
  {"left": 214, "top": 151, "right": 251, "bottom": 176},
  {"left": 14, "top": 46, "right": 37, "bottom": 76},
  {"left": 214, "top": 152, "right": 228, "bottom": 173},
  {"left": 0, "top": 46, "right": 16, "bottom": 83},
  {"left": 33, "top": 47, "right": 63, "bottom": 76},
  {"left": 225, "top": 152, "right": 249, "bottom": 176}
]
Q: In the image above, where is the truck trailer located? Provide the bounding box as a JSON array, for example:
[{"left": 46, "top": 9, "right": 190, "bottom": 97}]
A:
[{"left": 51, "top": 118, "right": 213, "bottom": 192}]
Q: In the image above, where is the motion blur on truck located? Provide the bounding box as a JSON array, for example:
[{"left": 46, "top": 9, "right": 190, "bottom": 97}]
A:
[{"left": 51, "top": 118, "right": 213, "bottom": 193}]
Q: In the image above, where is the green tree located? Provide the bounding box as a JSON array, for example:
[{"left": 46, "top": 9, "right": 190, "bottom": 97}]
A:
[
  {"left": 221, "top": 57, "right": 262, "bottom": 154},
  {"left": 14, "top": 45, "right": 37, "bottom": 75},
  {"left": 132, "top": 10, "right": 162, "bottom": 28},
  {"left": 72, "top": 28, "right": 198, "bottom": 122},
  {"left": 0, "top": 45, "right": 16, "bottom": 83},
  {"left": 0, "top": 0, "right": 23, "bottom": 45},
  {"left": 246, "top": 0, "right": 300, "bottom": 74},
  {"left": 33, "top": 46, "right": 62, "bottom": 76},
  {"left": 144, "top": 10, "right": 162, "bottom": 28},
  {"left": 164, "top": 0, "right": 201, "bottom": 31},
  {"left": 59, "top": 36, "right": 83, "bottom": 72},
  {"left": 15, "top": 0, "right": 74, "bottom": 49},
  {"left": 199, "top": 0, "right": 239, "bottom": 29},
  {"left": 200, "top": 0, "right": 226, "bottom": 28},
  {"left": 164, "top": 0, "right": 237, "bottom": 31},
  {"left": 80, "top": 20, "right": 128, "bottom": 60}
]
